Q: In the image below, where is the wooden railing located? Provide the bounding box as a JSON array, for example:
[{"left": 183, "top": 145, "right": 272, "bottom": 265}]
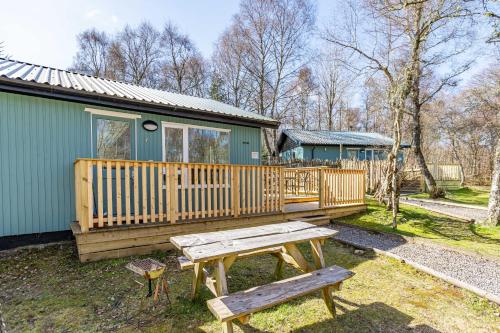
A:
[
  {"left": 283, "top": 167, "right": 322, "bottom": 196},
  {"left": 74, "top": 159, "right": 284, "bottom": 232},
  {"left": 319, "top": 169, "right": 366, "bottom": 207},
  {"left": 340, "top": 160, "right": 389, "bottom": 193}
]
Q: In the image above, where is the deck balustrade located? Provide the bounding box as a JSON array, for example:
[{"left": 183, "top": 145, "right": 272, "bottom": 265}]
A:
[{"left": 74, "top": 159, "right": 365, "bottom": 232}]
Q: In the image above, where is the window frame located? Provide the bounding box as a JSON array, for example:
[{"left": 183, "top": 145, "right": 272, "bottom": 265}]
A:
[
  {"left": 161, "top": 122, "right": 231, "bottom": 164},
  {"left": 346, "top": 148, "right": 360, "bottom": 160},
  {"left": 91, "top": 114, "right": 136, "bottom": 160}
]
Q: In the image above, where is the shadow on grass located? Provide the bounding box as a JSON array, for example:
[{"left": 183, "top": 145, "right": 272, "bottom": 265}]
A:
[
  {"left": 296, "top": 297, "right": 442, "bottom": 333},
  {"left": 232, "top": 297, "right": 441, "bottom": 333}
]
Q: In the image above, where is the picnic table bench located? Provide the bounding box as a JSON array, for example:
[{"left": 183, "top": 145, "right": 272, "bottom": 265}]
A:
[{"left": 170, "top": 221, "right": 354, "bottom": 332}]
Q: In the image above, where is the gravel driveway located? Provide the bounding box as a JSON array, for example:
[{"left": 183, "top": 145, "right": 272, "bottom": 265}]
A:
[
  {"left": 401, "top": 198, "right": 489, "bottom": 222},
  {"left": 331, "top": 224, "right": 500, "bottom": 299}
]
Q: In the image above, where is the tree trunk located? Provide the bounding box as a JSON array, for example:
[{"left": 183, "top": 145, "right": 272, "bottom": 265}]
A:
[
  {"left": 411, "top": 107, "right": 438, "bottom": 196},
  {"left": 483, "top": 137, "right": 500, "bottom": 226},
  {"left": 450, "top": 136, "right": 466, "bottom": 186}
]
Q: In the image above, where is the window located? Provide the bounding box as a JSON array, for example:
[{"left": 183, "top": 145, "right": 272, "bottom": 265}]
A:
[
  {"left": 163, "top": 126, "right": 184, "bottom": 162},
  {"left": 162, "top": 123, "right": 230, "bottom": 164},
  {"left": 96, "top": 118, "right": 131, "bottom": 159},
  {"left": 346, "top": 148, "right": 360, "bottom": 160},
  {"left": 188, "top": 128, "right": 229, "bottom": 164}
]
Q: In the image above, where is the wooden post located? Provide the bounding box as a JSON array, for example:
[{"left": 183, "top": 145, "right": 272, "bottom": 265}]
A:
[
  {"left": 97, "top": 161, "right": 104, "bottom": 227},
  {"left": 295, "top": 169, "right": 299, "bottom": 195},
  {"left": 76, "top": 160, "right": 93, "bottom": 233},
  {"left": 232, "top": 166, "right": 240, "bottom": 217},
  {"left": 319, "top": 167, "right": 325, "bottom": 209},
  {"left": 169, "top": 164, "right": 177, "bottom": 223},
  {"left": 74, "top": 160, "right": 82, "bottom": 228},
  {"left": 106, "top": 161, "right": 113, "bottom": 227},
  {"left": 116, "top": 161, "right": 122, "bottom": 225},
  {"left": 279, "top": 167, "right": 285, "bottom": 212},
  {"left": 85, "top": 161, "right": 94, "bottom": 231},
  {"left": 362, "top": 170, "right": 366, "bottom": 203}
]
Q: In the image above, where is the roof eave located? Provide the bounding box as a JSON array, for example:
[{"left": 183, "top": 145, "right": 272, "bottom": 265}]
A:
[
  {"left": 0, "top": 78, "right": 279, "bottom": 129},
  {"left": 300, "top": 143, "right": 407, "bottom": 148}
]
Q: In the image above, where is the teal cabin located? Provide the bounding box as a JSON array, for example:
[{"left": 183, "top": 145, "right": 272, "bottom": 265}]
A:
[
  {"left": 0, "top": 57, "right": 278, "bottom": 241},
  {"left": 277, "top": 129, "right": 408, "bottom": 162}
]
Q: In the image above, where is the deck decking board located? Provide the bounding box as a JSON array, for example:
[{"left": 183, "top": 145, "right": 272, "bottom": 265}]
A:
[{"left": 72, "top": 202, "right": 366, "bottom": 262}]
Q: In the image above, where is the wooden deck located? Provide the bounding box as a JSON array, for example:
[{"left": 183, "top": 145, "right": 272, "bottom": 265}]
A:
[
  {"left": 72, "top": 202, "right": 366, "bottom": 262},
  {"left": 72, "top": 159, "right": 366, "bottom": 262}
]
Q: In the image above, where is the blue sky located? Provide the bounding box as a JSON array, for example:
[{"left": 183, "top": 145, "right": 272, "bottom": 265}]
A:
[{"left": 0, "top": 0, "right": 338, "bottom": 68}]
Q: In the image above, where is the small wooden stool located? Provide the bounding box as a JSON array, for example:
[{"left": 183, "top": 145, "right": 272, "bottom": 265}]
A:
[{"left": 126, "top": 258, "right": 171, "bottom": 304}]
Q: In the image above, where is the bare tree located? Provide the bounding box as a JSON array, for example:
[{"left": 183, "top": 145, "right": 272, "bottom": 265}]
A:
[
  {"left": 225, "top": 0, "right": 315, "bottom": 156},
  {"left": 212, "top": 24, "right": 251, "bottom": 107},
  {"left": 113, "top": 22, "right": 161, "bottom": 87},
  {"left": 361, "top": 76, "right": 392, "bottom": 134},
  {"left": 435, "top": 100, "right": 467, "bottom": 185},
  {"left": 325, "top": 0, "right": 473, "bottom": 228},
  {"left": 70, "top": 29, "right": 111, "bottom": 77},
  {"left": 487, "top": 137, "right": 500, "bottom": 225},
  {"left": 404, "top": 0, "right": 476, "bottom": 197},
  {"left": 286, "top": 66, "right": 317, "bottom": 129},
  {"left": 160, "top": 22, "right": 208, "bottom": 96},
  {"left": 482, "top": 0, "right": 500, "bottom": 44},
  {"left": 316, "top": 47, "right": 352, "bottom": 131}
]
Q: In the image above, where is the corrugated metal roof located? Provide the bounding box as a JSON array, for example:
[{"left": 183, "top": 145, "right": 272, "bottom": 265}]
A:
[
  {"left": 280, "top": 129, "right": 403, "bottom": 147},
  {"left": 0, "top": 57, "right": 278, "bottom": 126}
]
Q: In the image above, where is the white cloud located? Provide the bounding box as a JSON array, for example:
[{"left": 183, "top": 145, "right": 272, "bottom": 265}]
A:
[{"left": 111, "top": 15, "right": 118, "bottom": 23}]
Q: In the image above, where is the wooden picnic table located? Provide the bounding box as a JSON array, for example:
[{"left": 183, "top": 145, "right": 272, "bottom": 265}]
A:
[{"left": 170, "top": 221, "right": 339, "bottom": 332}]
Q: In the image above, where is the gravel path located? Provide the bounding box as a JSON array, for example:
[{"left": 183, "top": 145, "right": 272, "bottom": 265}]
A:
[
  {"left": 331, "top": 224, "right": 500, "bottom": 298},
  {"left": 401, "top": 197, "right": 489, "bottom": 222}
]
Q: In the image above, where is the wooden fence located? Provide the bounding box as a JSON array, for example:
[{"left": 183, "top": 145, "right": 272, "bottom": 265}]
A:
[
  {"left": 283, "top": 167, "right": 321, "bottom": 196},
  {"left": 320, "top": 169, "right": 366, "bottom": 207},
  {"left": 340, "top": 160, "right": 388, "bottom": 193},
  {"left": 283, "top": 166, "right": 366, "bottom": 205},
  {"left": 74, "top": 159, "right": 284, "bottom": 232},
  {"left": 427, "top": 164, "right": 461, "bottom": 181}
]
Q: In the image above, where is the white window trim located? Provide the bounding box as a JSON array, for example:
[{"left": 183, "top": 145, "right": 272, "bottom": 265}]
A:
[
  {"left": 84, "top": 107, "right": 142, "bottom": 119},
  {"left": 89, "top": 109, "right": 138, "bottom": 160},
  {"left": 161, "top": 121, "right": 231, "bottom": 163}
]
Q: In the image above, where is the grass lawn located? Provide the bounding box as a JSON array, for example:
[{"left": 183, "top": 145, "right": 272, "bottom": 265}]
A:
[
  {"left": 337, "top": 200, "right": 500, "bottom": 258},
  {"left": 408, "top": 187, "right": 491, "bottom": 207},
  {"left": 0, "top": 242, "right": 498, "bottom": 333}
]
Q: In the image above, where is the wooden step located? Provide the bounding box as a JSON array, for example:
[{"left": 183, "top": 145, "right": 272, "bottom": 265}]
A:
[
  {"left": 207, "top": 265, "right": 354, "bottom": 322},
  {"left": 289, "top": 215, "right": 331, "bottom": 226}
]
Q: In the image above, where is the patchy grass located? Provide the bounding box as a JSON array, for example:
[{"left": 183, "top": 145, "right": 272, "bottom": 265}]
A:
[
  {"left": 409, "top": 187, "right": 490, "bottom": 207},
  {"left": 338, "top": 200, "right": 500, "bottom": 258},
  {"left": 0, "top": 242, "right": 498, "bottom": 333}
]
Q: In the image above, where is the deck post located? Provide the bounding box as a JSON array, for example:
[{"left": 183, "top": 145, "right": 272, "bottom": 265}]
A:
[
  {"left": 279, "top": 167, "right": 285, "bottom": 212},
  {"left": 319, "top": 167, "right": 325, "bottom": 209},
  {"left": 76, "top": 159, "right": 92, "bottom": 233},
  {"left": 362, "top": 170, "right": 366, "bottom": 203},
  {"left": 232, "top": 166, "right": 240, "bottom": 217},
  {"left": 75, "top": 160, "right": 82, "bottom": 228}
]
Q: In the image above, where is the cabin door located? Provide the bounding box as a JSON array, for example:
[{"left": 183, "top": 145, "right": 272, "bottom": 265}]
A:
[{"left": 92, "top": 115, "right": 136, "bottom": 219}]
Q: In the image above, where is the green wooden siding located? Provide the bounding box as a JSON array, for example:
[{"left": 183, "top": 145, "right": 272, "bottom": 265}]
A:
[
  {"left": 282, "top": 145, "right": 399, "bottom": 161},
  {"left": 0, "top": 91, "right": 262, "bottom": 237}
]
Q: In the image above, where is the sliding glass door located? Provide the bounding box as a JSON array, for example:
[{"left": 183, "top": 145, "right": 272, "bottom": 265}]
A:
[{"left": 162, "top": 122, "right": 230, "bottom": 164}]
